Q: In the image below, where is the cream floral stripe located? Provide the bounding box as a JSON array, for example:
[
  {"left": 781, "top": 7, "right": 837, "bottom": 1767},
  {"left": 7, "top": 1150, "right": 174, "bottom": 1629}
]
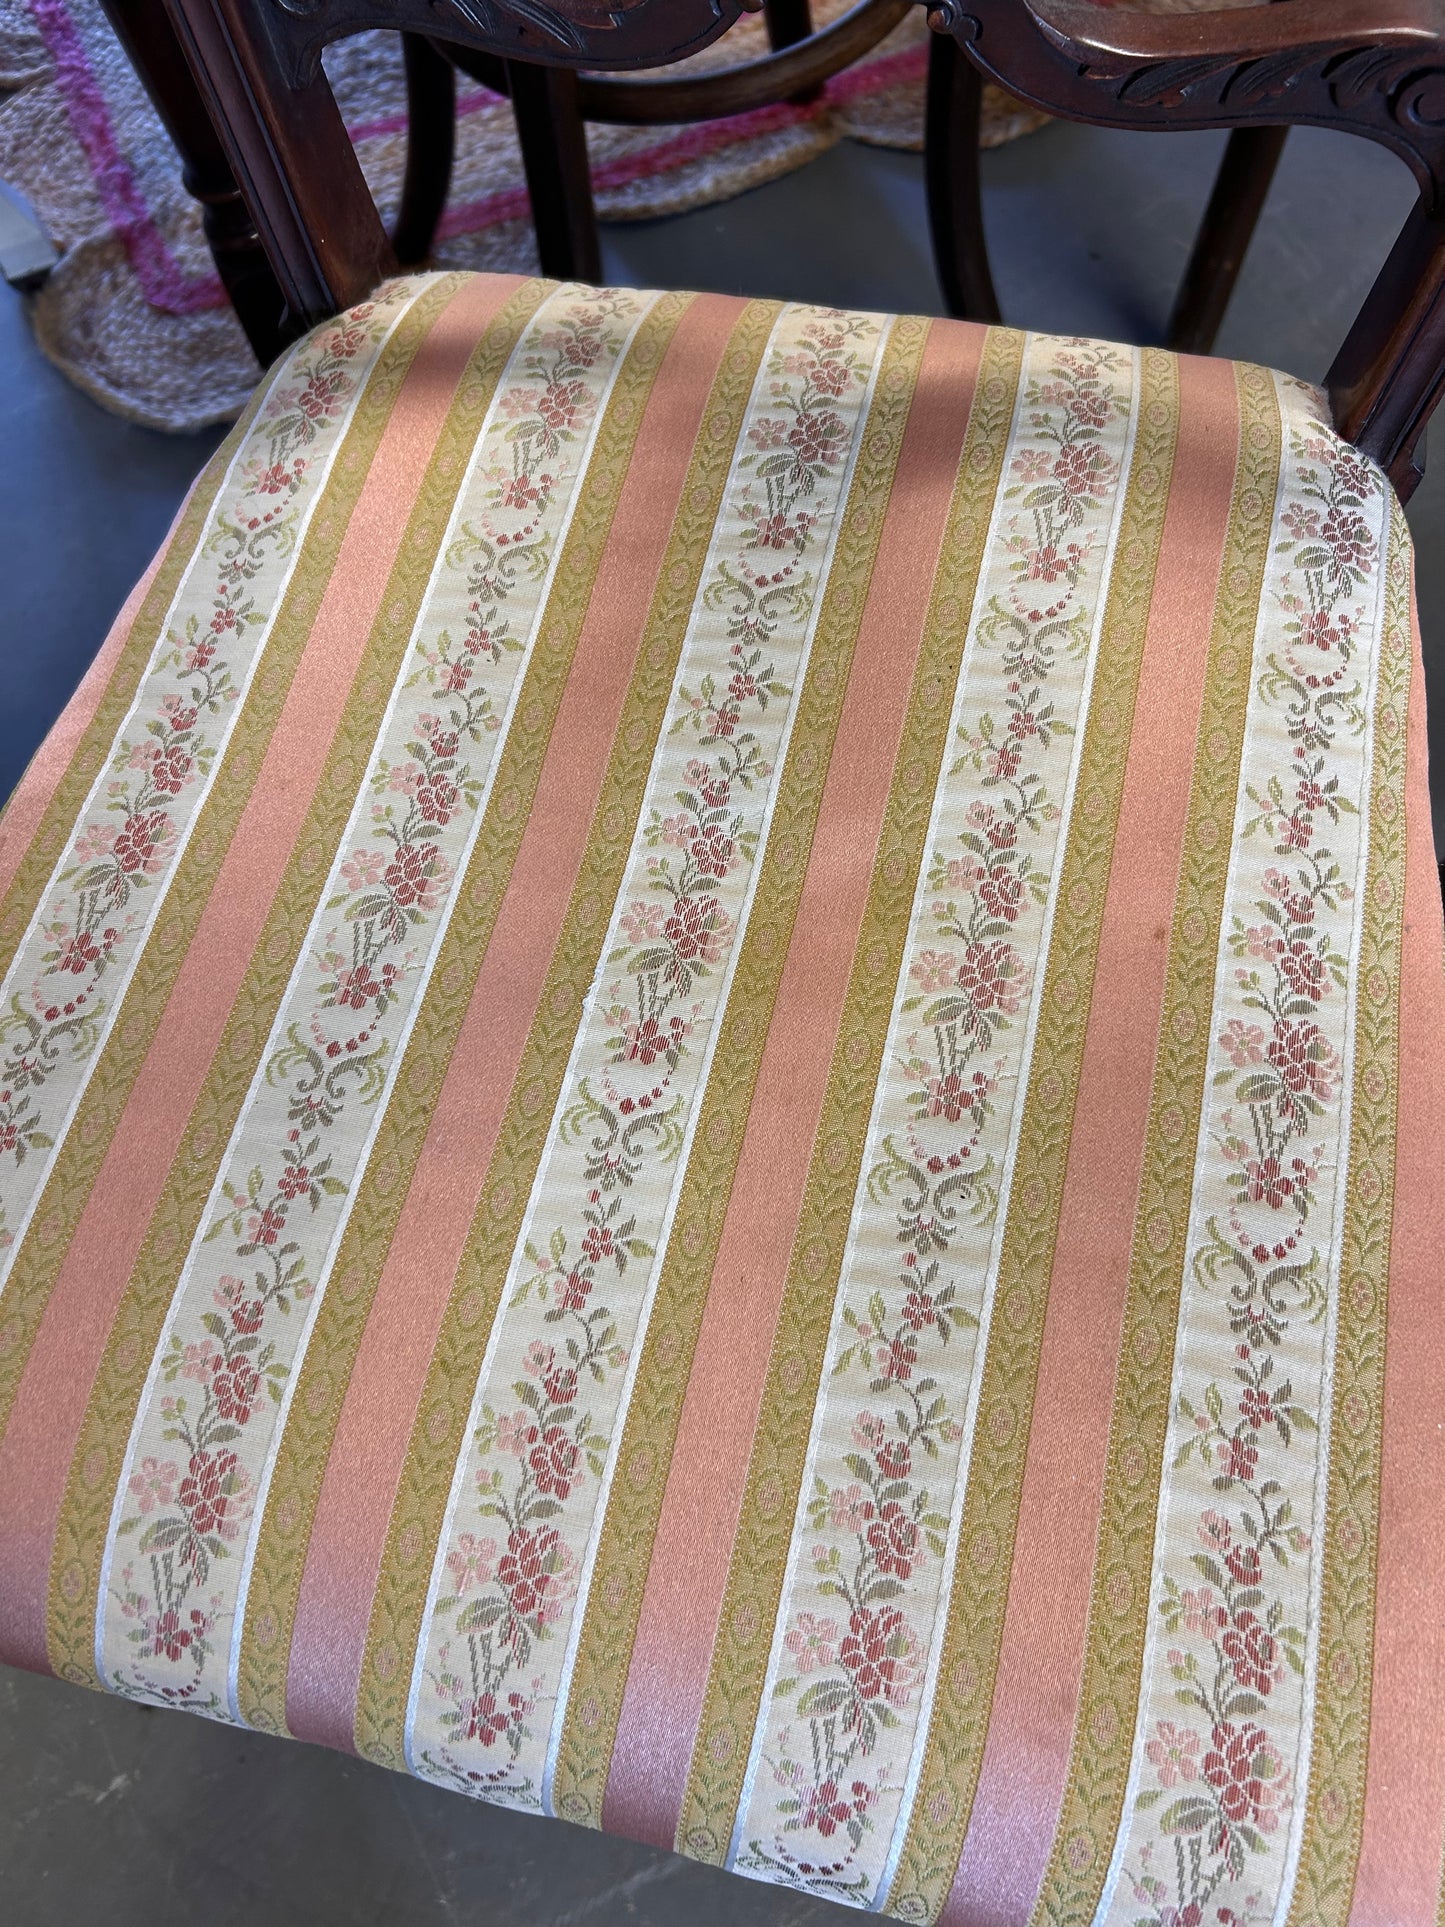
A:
[
  {"left": 666, "top": 326, "right": 1023, "bottom": 1870},
  {"left": 399, "top": 303, "right": 894, "bottom": 1811},
  {"left": 351, "top": 297, "right": 782, "bottom": 1774},
  {"left": 1284, "top": 499, "right": 1408, "bottom": 1927},
  {"left": 873, "top": 348, "right": 1179, "bottom": 1923},
  {"left": 705, "top": 334, "right": 1145, "bottom": 1908},
  {"left": 549, "top": 313, "right": 933, "bottom": 1832},
  {"left": 92, "top": 284, "right": 662, "bottom": 1718},
  {"left": 1029, "top": 362, "right": 1283, "bottom": 1927},
  {"left": 0, "top": 278, "right": 467, "bottom": 1454},
  {"left": 232, "top": 287, "right": 694, "bottom": 1735},
  {"left": 44, "top": 278, "right": 552, "bottom": 1691},
  {"left": 0, "top": 395, "right": 256, "bottom": 976},
  {"left": 1096, "top": 385, "right": 1392, "bottom": 1927},
  {"left": 0, "top": 279, "right": 428, "bottom": 1293}
]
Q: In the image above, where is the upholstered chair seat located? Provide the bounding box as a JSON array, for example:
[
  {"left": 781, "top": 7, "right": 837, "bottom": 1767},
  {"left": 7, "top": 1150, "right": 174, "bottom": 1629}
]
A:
[{"left": 1, "top": 272, "right": 1440, "bottom": 1926}]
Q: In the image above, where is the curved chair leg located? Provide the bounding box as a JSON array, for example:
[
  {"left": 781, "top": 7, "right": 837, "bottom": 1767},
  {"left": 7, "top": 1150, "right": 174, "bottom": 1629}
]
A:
[
  {"left": 925, "top": 29, "right": 1001, "bottom": 324},
  {"left": 392, "top": 34, "right": 456, "bottom": 267},
  {"left": 507, "top": 59, "right": 602, "bottom": 284},
  {"left": 1167, "top": 125, "right": 1289, "bottom": 355}
]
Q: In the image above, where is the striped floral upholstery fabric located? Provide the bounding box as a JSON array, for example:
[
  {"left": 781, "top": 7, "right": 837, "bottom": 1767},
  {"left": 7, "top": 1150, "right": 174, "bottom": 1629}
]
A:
[{"left": 1, "top": 272, "right": 1442, "bottom": 1927}]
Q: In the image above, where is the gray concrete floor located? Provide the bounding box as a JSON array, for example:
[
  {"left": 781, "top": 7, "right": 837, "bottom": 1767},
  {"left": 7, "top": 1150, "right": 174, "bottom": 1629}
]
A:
[{"left": 0, "top": 119, "right": 1440, "bottom": 1926}]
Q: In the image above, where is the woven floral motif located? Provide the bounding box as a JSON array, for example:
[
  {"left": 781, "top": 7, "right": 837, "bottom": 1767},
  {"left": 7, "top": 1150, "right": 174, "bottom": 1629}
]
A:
[
  {"left": 404, "top": 302, "right": 892, "bottom": 1803},
  {"left": 0, "top": 280, "right": 423, "bottom": 1278},
  {"left": 1106, "top": 386, "right": 1393, "bottom": 1927},
  {"left": 96, "top": 283, "right": 659, "bottom": 1711},
  {"left": 0, "top": 273, "right": 1435, "bottom": 1927},
  {"left": 730, "top": 334, "right": 1141, "bottom": 1906}
]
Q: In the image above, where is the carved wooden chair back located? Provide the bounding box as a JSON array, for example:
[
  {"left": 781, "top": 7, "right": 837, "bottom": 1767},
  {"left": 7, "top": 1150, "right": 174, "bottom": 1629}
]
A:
[{"left": 161, "top": 0, "right": 1445, "bottom": 501}]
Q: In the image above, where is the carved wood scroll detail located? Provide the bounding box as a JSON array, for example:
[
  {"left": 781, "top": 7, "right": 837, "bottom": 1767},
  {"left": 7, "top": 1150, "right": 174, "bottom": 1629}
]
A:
[{"left": 920, "top": 1, "right": 1445, "bottom": 210}]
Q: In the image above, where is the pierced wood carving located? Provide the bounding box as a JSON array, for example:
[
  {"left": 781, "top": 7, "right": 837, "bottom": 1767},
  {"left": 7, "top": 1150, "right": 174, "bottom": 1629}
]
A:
[
  {"left": 266, "top": 0, "right": 745, "bottom": 84},
  {"left": 920, "top": 0, "right": 1445, "bottom": 209}
]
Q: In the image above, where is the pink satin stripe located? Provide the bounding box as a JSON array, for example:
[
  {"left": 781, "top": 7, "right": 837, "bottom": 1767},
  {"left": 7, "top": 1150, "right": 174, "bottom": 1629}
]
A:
[
  {"left": 283, "top": 293, "right": 746, "bottom": 1753},
  {"left": 602, "top": 319, "right": 983, "bottom": 1850},
  {"left": 1347, "top": 588, "right": 1445, "bottom": 1927},
  {"left": 0, "top": 274, "right": 507, "bottom": 1671},
  {"left": 0, "top": 497, "right": 189, "bottom": 904},
  {"left": 939, "top": 355, "right": 1241, "bottom": 1927}
]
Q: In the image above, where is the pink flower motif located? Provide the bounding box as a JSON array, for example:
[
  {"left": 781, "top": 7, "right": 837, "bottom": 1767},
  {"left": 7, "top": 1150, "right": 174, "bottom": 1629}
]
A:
[
  {"left": 387, "top": 761, "right": 423, "bottom": 797},
  {"left": 839, "top": 1605, "right": 921, "bottom": 1711},
  {"left": 1146, "top": 1720, "right": 1201, "bottom": 1789},
  {"left": 340, "top": 848, "right": 386, "bottom": 892},
  {"left": 495, "top": 1411, "right": 536, "bottom": 1458},
  {"left": 909, "top": 949, "right": 959, "bottom": 995},
  {"left": 445, "top": 1533, "right": 498, "bottom": 1598},
  {"left": 851, "top": 1411, "right": 886, "bottom": 1452},
  {"left": 1010, "top": 448, "right": 1053, "bottom": 484},
  {"left": 1199, "top": 1510, "right": 1233, "bottom": 1554},
  {"left": 128, "top": 1456, "right": 179, "bottom": 1516},
  {"left": 828, "top": 1483, "right": 874, "bottom": 1534},
  {"left": 180, "top": 1339, "right": 219, "bottom": 1384},
  {"left": 956, "top": 939, "right": 1027, "bottom": 1020},
  {"left": 1181, "top": 1586, "right": 1228, "bottom": 1640},
  {"left": 619, "top": 900, "right": 664, "bottom": 945},
  {"left": 1219, "top": 1019, "right": 1266, "bottom": 1068},
  {"left": 522, "top": 1340, "right": 554, "bottom": 1381},
  {"left": 72, "top": 821, "right": 116, "bottom": 865},
  {"left": 784, "top": 1612, "right": 841, "bottom": 1674},
  {"left": 1243, "top": 924, "right": 1283, "bottom": 962}
]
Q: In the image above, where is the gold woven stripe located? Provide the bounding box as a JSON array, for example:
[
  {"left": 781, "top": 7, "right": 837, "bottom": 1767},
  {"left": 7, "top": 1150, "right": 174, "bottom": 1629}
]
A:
[
  {"left": 232, "top": 289, "right": 696, "bottom": 1734},
  {"left": 43, "top": 280, "right": 549, "bottom": 1688},
  {"left": 885, "top": 347, "right": 1181, "bottom": 1923},
  {"left": 1029, "top": 362, "right": 1282, "bottom": 1927},
  {"left": 0, "top": 277, "right": 466, "bottom": 1460},
  {"left": 0, "top": 376, "right": 277, "bottom": 982},
  {"left": 352, "top": 297, "right": 780, "bottom": 1772},
  {"left": 1284, "top": 502, "right": 1411, "bottom": 1927},
  {"left": 547, "top": 313, "right": 935, "bottom": 1832},
  {"left": 670, "top": 327, "right": 1026, "bottom": 1865}
]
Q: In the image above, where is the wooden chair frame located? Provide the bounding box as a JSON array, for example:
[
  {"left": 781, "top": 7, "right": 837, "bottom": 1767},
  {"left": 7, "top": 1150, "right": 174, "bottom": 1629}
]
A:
[{"left": 153, "top": 0, "right": 1445, "bottom": 504}]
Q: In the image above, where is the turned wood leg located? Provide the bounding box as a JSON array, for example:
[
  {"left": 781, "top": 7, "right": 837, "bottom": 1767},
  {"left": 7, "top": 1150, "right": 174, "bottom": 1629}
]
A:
[
  {"left": 392, "top": 35, "right": 456, "bottom": 267},
  {"left": 1167, "top": 125, "right": 1289, "bottom": 356},
  {"left": 99, "top": 0, "right": 290, "bottom": 364},
  {"left": 506, "top": 60, "right": 601, "bottom": 284},
  {"left": 925, "top": 30, "right": 1001, "bottom": 325}
]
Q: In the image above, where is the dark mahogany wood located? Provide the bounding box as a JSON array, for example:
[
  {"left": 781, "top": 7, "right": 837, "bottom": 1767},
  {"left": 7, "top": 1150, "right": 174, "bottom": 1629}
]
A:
[
  {"left": 155, "top": 0, "right": 1445, "bottom": 500},
  {"left": 925, "top": 29, "right": 1000, "bottom": 324},
  {"left": 1167, "top": 125, "right": 1290, "bottom": 356},
  {"left": 97, "top": 0, "right": 291, "bottom": 362},
  {"left": 507, "top": 57, "right": 601, "bottom": 281},
  {"left": 393, "top": 35, "right": 457, "bottom": 268},
  {"left": 441, "top": 0, "right": 911, "bottom": 125},
  {"left": 921, "top": 0, "right": 1445, "bottom": 499}
]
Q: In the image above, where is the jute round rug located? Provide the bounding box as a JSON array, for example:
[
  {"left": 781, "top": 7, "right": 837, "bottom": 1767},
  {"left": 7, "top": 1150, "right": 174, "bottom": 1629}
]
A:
[{"left": 0, "top": 0, "right": 1224, "bottom": 434}]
